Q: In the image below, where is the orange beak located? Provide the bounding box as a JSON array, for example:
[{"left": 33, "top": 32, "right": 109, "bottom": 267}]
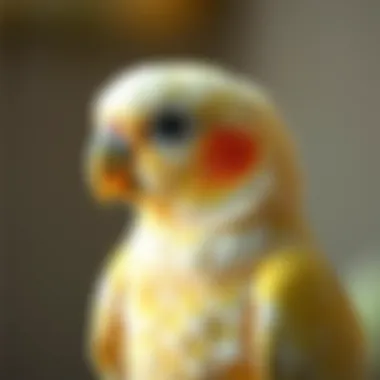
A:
[{"left": 85, "top": 126, "right": 137, "bottom": 203}]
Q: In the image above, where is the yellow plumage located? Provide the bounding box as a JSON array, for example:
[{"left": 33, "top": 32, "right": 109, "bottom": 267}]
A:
[
  {"left": 252, "top": 248, "right": 367, "bottom": 379},
  {"left": 83, "top": 61, "right": 368, "bottom": 379}
]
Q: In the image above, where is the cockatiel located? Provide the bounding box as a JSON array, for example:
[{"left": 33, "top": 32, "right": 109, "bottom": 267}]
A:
[{"left": 83, "top": 62, "right": 367, "bottom": 380}]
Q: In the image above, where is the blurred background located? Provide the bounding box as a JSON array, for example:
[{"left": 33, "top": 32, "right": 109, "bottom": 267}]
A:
[{"left": 2, "top": 0, "right": 380, "bottom": 379}]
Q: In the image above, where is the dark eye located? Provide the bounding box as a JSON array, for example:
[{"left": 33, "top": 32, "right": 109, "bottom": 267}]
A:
[{"left": 151, "top": 108, "right": 194, "bottom": 143}]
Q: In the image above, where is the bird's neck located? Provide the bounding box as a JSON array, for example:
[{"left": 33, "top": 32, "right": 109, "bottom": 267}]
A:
[
  {"left": 138, "top": 195, "right": 313, "bottom": 252},
  {"left": 128, "top": 197, "right": 314, "bottom": 287}
]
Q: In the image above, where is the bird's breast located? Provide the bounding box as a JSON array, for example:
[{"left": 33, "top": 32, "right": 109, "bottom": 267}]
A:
[
  {"left": 126, "top": 270, "right": 250, "bottom": 379},
  {"left": 124, "top": 222, "right": 264, "bottom": 378}
]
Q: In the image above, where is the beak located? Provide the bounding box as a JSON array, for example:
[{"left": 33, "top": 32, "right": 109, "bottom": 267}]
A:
[{"left": 84, "top": 127, "right": 138, "bottom": 203}]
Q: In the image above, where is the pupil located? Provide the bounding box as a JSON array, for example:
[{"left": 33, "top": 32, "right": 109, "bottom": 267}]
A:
[{"left": 154, "top": 110, "right": 190, "bottom": 141}]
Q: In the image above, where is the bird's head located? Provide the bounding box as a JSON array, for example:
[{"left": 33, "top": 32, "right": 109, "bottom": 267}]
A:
[{"left": 84, "top": 62, "right": 303, "bottom": 229}]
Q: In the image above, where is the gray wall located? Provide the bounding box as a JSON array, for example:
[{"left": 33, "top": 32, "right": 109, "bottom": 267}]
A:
[{"left": 3, "top": 1, "right": 380, "bottom": 379}]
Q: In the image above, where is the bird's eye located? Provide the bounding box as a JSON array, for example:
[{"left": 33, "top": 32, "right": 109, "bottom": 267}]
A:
[{"left": 150, "top": 108, "right": 194, "bottom": 144}]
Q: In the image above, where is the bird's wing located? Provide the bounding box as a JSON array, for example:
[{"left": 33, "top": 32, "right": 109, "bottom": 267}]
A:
[{"left": 250, "top": 248, "right": 368, "bottom": 380}]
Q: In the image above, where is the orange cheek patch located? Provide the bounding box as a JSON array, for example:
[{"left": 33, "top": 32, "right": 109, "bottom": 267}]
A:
[{"left": 200, "top": 127, "right": 260, "bottom": 184}]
